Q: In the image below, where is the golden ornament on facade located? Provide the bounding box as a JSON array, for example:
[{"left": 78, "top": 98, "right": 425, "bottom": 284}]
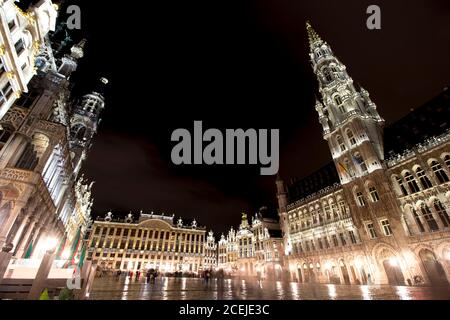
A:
[
  {"left": 6, "top": 71, "right": 14, "bottom": 79},
  {"left": 0, "top": 45, "right": 5, "bottom": 56}
]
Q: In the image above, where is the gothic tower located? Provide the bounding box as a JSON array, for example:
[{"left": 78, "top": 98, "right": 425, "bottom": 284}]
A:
[
  {"left": 308, "top": 22, "right": 409, "bottom": 254},
  {"left": 69, "top": 78, "right": 107, "bottom": 176}
]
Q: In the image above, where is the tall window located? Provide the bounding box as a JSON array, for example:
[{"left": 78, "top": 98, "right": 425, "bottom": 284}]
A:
[
  {"left": 396, "top": 176, "right": 408, "bottom": 196},
  {"left": 366, "top": 223, "right": 377, "bottom": 239},
  {"left": 324, "top": 237, "right": 330, "bottom": 249},
  {"left": 354, "top": 153, "right": 367, "bottom": 173},
  {"left": 356, "top": 191, "right": 366, "bottom": 207},
  {"left": 434, "top": 200, "right": 450, "bottom": 228},
  {"left": 444, "top": 155, "right": 450, "bottom": 169},
  {"left": 347, "top": 129, "right": 357, "bottom": 145},
  {"left": 332, "top": 234, "right": 339, "bottom": 247},
  {"left": 14, "top": 38, "right": 25, "bottom": 56},
  {"left": 0, "top": 58, "right": 5, "bottom": 78},
  {"left": 324, "top": 69, "right": 333, "bottom": 82},
  {"left": 324, "top": 205, "right": 331, "bottom": 220},
  {"left": 348, "top": 230, "right": 357, "bottom": 244},
  {"left": 318, "top": 238, "right": 323, "bottom": 250},
  {"left": 337, "top": 136, "right": 346, "bottom": 152},
  {"left": 413, "top": 209, "right": 425, "bottom": 233},
  {"left": 0, "top": 81, "right": 13, "bottom": 107},
  {"left": 334, "top": 95, "right": 343, "bottom": 106},
  {"left": 0, "top": 127, "right": 12, "bottom": 151},
  {"left": 431, "top": 161, "right": 449, "bottom": 184},
  {"left": 421, "top": 204, "right": 439, "bottom": 231},
  {"left": 338, "top": 201, "right": 347, "bottom": 216},
  {"left": 369, "top": 186, "right": 380, "bottom": 202},
  {"left": 380, "top": 219, "right": 393, "bottom": 236},
  {"left": 339, "top": 233, "right": 347, "bottom": 246},
  {"left": 405, "top": 172, "right": 420, "bottom": 193},
  {"left": 415, "top": 167, "right": 433, "bottom": 189}
]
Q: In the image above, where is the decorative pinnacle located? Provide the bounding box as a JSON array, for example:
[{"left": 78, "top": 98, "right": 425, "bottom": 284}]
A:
[{"left": 306, "top": 21, "right": 323, "bottom": 49}]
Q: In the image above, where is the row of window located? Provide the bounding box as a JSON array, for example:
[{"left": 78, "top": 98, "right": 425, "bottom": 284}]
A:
[
  {"left": 365, "top": 219, "right": 393, "bottom": 239},
  {"left": 291, "top": 230, "right": 358, "bottom": 255},
  {"left": 411, "top": 201, "right": 450, "bottom": 233},
  {"left": 90, "top": 236, "right": 204, "bottom": 254},
  {"left": 289, "top": 201, "right": 349, "bottom": 232},
  {"left": 394, "top": 157, "right": 450, "bottom": 196},
  {"left": 355, "top": 186, "right": 380, "bottom": 207},
  {"left": 93, "top": 225, "right": 204, "bottom": 242},
  {"left": 336, "top": 128, "right": 359, "bottom": 152}
]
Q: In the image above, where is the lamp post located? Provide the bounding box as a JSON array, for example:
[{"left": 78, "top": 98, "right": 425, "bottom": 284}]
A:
[{"left": 27, "top": 237, "right": 58, "bottom": 300}]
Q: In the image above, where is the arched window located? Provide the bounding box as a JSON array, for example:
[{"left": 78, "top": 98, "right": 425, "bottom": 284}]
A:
[
  {"left": 421, "top": 204, "right": 439, "bottom": 232},
  {"left": 431, "top": 160, "right": 449, "bottom": 184},
  {"left": 395, "top": 176, "right": 408, "bottom": 196},
  {"left": 71, "top": 124, "right": 87, "bottom": 141},
  {"left": 354, "top": 153, "right": 367, "bottom": 173},
  {"left": 404, "top": 172, "right": 420, "bottom": 193},
  {"left": 324, "top": 205, "right": 331, "bottom": 220},
  {"left": 337, "top": 136, "right": 346, "bottom": 152},
  {"left": 434, "top": 200, "right": 450, "bottom": 228},
  {"left": 334, "top": 95, "right": 345, "bottom": 113},
  {"left": 368, "top": 186, "right": 380, "bottom": 202},
  {"left": 355, "top": 191, "right": 366, "bottom": 207},
  {"left": 415, "top": 167, "right": 433, "bottom": 190},
  {"left": 413, "top": 209, "right": 425, "bottom": 233},
  {"left": 346, "top": 129, "right": 357, "bottom": 145},
  {"left": 444, "top": 155, "right": 450, "bottom": 168},
  {"left": 338, "top": 200, "right": 347, "bottom": 216},
  {"left": 324, "top": 69, "right": 333, "bottom": 82}
]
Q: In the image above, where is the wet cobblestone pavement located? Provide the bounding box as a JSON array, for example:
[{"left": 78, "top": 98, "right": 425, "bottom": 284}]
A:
[{"left": 89, "top": 276, "right": 450, "bottom": 300}]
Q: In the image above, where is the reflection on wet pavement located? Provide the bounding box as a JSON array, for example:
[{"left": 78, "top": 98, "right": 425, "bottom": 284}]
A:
[{"left": 89, "top": 276, "right": 450, "bottom": 300}]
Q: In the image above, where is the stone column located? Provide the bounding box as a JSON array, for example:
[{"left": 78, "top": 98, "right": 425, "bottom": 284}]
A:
[
  {"left": 0, "top": 200, "right": 26, "bottom": 250},
  {"left": 27, "top": 250, "right": 56, "bottom": 300},
  {"left": 0, "top": 245, "right": 14, "bottom": 285}
]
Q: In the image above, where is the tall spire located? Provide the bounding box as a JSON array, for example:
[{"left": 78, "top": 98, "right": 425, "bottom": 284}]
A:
[{"left": 306, "top": 21, "right": 323, "bottom": 50}]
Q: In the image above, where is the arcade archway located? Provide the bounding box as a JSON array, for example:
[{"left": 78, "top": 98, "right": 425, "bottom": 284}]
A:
[{"left": 419, "top": 249, "right": 448, "bottom": 285}]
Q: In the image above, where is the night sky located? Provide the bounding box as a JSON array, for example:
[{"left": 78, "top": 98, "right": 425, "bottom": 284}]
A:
[{"left": 59, "top": 0, "right": 450, "bottom": 234}]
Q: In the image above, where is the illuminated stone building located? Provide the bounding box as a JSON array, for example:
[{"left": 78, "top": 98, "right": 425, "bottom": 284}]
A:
[
  {"left": 277, "top": 23, "right": 450, "bottom": 286},
  {"left": 87, "top": 212, "right": 208, "bottom": 274},
  {"left": 0, "top": 4, "right": 105, "bottom": 258},
  {"left": 0, "top": 0, "right": 57, "bottom": 120},
  {"left": 217, "top": 209, "right": 285, "bottom": 279},
  {"left": 204, "top": 230, "right": 217, "bottom": 270}
]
